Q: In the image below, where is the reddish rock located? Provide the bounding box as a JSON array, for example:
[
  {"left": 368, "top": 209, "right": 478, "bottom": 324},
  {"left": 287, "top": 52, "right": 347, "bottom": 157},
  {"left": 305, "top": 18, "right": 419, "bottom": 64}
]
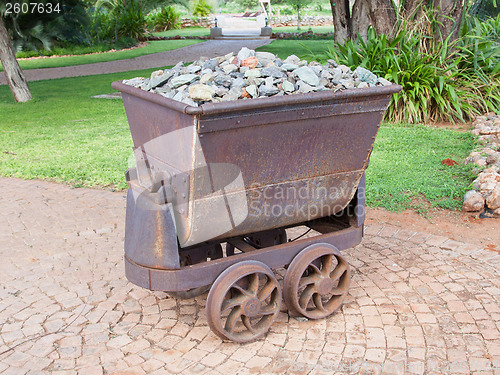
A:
[
  {"left": 241, "top": 56, "right": 258, "bottom": 69},
  {"left": 241, "top": 88, "right": 251, "bottom": 99}
]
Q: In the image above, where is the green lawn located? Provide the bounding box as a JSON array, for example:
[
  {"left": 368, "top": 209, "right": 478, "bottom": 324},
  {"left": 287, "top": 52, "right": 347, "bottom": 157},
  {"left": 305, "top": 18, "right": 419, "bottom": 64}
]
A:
[
  {"left": 256, "top": 40, "right": 335, "bottom": 60},
  {"left": 366, "top": 124, "right": 475, "bottom": 211},
  {"left": 154, "top": 26, "right": 211, "bottom": 38},
  {"left": 0, "top": 40, "right": 202, "bottom": 72},
  {"left": 273, "top": 25, "right": 334, "bottom": 33},
  {"left": 0, "top": 38, "right": 476, "bottom": 210}
]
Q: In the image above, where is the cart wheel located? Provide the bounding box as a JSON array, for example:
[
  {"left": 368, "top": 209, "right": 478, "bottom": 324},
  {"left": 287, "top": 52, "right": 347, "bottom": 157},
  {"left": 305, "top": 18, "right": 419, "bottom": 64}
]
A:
[
  {"left": 206, "top": 260, "right": 282, "bottom": 343},
  {"left": 283, "top": 243, "right": 350, "bottom": 320}
]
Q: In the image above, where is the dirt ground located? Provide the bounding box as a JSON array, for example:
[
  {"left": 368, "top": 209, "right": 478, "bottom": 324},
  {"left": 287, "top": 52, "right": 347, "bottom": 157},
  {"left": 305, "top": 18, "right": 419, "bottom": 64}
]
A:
[{"left": 367, "top": 207, "right": 500, "bottom": 253}]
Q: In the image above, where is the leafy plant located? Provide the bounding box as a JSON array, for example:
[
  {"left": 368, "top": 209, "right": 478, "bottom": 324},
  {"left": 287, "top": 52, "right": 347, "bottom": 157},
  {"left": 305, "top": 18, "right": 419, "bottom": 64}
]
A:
[
  {"left": 146, "top": 6, "right": 181, "bottom": 31},
  {"left": 306, "top": 16, "right": 500, "bottom": 124},
  {"left": 191, "top": 0, "right": 212, "bottom": 17}
]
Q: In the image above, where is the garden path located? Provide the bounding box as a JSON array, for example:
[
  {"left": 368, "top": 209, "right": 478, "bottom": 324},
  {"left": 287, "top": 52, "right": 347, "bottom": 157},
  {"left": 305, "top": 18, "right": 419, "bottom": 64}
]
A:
[{"left": 0, "top": 39, "right": 271, "bottom": 85}]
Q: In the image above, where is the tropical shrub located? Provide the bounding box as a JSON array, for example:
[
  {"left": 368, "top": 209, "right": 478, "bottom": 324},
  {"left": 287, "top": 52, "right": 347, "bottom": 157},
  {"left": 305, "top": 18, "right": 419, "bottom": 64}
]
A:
[
  {"left": 147, "top": 6, "right": 181, "bottom": 31},
  {"left": 191, "top": 0, "right": 212, "bottom": 17},
  {"left": 1, "top": 0, "right": 89, "bottom": 52},
  {"left": 307, "top": 15, "right": 500, "bottom": 124}
]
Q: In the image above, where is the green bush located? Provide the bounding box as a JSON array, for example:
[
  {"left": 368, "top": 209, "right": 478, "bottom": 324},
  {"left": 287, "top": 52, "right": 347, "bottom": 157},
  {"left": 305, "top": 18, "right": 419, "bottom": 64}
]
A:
[
  {"left": 191, "top": 0, "right": 212, "bottom": 17},
  {"left": 91, "top": 0, "right": 146, "bottom": 41},
  {"left": 147, "top": 6, "right": 181, "bottom": 32},
  {"left": 307, "top": 17, "right": 500, "bottom": 124}
]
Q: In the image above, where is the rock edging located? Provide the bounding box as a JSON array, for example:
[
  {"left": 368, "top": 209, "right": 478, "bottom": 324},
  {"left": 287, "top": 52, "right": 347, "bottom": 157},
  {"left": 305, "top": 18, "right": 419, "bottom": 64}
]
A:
[{"left": 462, "top": 113, "right": 500, "bottom": 215}]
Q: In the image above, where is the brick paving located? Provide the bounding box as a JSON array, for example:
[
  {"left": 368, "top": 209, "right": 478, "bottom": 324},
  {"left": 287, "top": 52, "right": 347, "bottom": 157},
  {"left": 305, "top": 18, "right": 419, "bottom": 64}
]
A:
[{"left": 0, "top": 177, "right": 499, "bottom": 375}]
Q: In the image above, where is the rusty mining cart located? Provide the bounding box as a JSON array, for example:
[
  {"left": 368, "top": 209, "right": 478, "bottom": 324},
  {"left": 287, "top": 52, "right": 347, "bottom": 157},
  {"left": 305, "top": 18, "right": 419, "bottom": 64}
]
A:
[{"left": 112, "top": 80, "right": 401, "bottom": 343}]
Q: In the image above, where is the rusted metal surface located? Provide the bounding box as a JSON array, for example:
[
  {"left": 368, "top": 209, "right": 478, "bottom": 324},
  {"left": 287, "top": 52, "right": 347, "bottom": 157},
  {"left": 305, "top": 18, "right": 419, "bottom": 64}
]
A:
[
  {"left": 124, "top": 224, "right": 362, "bottom": 292},
  {"left": 112, "top": 81, "right": 401, "bottom": 248},
  {"left": 283, "top": 243, "right": 350, "bottom": 319},
  {"left": 124, "top": 188, "right": 180, "bottom": 271},
  {"left": 206, "top": 260, "right": 281, "bottom": 343}
]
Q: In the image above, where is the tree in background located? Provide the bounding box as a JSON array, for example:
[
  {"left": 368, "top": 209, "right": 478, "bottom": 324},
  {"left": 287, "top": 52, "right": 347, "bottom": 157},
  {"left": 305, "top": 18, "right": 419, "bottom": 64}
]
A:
[
  {"left": 330, "top": 0, "right": 467, "bottom": 43},
  {"left": 284, "top": 0, "right": 309, "bottom": 29},
  {"left": 0, "top": 15, "right": 32, "bottom": 102}
]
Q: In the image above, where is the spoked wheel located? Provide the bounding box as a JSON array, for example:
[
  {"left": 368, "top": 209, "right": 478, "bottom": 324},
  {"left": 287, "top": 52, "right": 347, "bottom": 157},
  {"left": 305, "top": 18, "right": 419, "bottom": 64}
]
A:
[
  {"left": 206, "top": 260, "right": 282, "bottom": 343},
  {"left": 283, "top": 243, "right": 350, "bottom": 320}
]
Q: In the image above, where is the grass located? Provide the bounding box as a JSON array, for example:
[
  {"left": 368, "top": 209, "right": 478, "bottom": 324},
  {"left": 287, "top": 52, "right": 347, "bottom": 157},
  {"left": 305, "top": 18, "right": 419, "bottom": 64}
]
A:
[
  {"left": 366, "top": 123, "right": 476, "bottom": 211},
  {"left": 153, "top": 26, "right": 210, "bottom": 38},
  {"left": 256, "top": 40, "right": 334, "bottom": 60},
  {"left": 0, "top": 40, "right": 202, "bottom": 72},
  {"left": 0, "top": 39, "right": 476, "bottom": 210},
  {"left": 152, "top": 25, "right": 334, "bottom": 38},
  {"left": 0, "top": 71, "right": 147, "bottom": 190},
  {"left": 272, "top": 25, "right": 334, "bottom": 33}
]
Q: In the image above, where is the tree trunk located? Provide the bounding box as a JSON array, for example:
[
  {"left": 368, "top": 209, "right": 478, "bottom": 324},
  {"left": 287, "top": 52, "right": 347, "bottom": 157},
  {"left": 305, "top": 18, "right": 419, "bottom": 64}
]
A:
[
  {"left": 351, "top": 0, "right": 371, "bottom": 40},
  {"left": 369, "top": 0, "right": 397, "bottom": 38},
  {"left": 434, "top": 0, "right": 464, "bottom": 42},
  {"left": 297, "top": 7, "right": 301, "bottom": 30},
  {"left": 330, "top": 0, "right": 351, "bottom": 43},
  {"left": 0, "top": 17, "right": 32, "bottom": 103},
  {"left": 403, "top": 0, "right": 426, "bottom": 19}
]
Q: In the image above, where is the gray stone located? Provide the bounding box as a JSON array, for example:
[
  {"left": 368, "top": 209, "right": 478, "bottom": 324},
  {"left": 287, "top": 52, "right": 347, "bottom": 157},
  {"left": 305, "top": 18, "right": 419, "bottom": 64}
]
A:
[
  {"left": 259, "top": 85, "right": 279, "bottom": 96},
  {"left": 148, "top": 70, "right": 174, "bottom": 89},
  {"left": 463, "top": 190, "right": 485, "bottom": 211},
  {"left": 340, "top": 78, "right": 355, "bottom": 89},
  {"left": 231, "top": 77, "right": 245, "bottom": 88},
  {"left": 223, "top": 64, "right": 238, "bottom": 74},
  {"left": 187, "top": 65, "right": 202, "bottom": 74},
  {"left": 354, "top": 66, "right": 377, "bottom": 84},
  {"left": 358, "top": 82, "right": 369, "bottom": 88},
  {"left": 260, "top": 67, "right": 286, "bottom": 78},
  {"left": 222, "top": 86, "right": 243, "bottom": 101},
  {"left": 188, "top": 84, "right": 215, "bottom": 101},
  {"left": 294, "top": 67, "right": 320, "bottom": 87},
  {"left": 255, "top": 51, "right": 276, "bottom": 66},
  {"left": 214, "top": 74, "right": 232, "bottom": 88},
  {"left": 332, "top": 68, "right": 343, "bottom": 84},
  {"left": 283, "top": 54, "right": 300, "bottom": 64},
  {"left": 281, "top": 63, "right": 299, "bottom": 71},
  {"left": 338, "top": 64, "right": 351, "bottom": 75},
  {"left": 215, "top": 86, "right": 229, "bottom": 97},
  {"left": 246, "top": 85, "right": 258, "bottom": 98},
  {"left": 170, "top": 74, "right": 200, "bottom": 88},
  {"left": 245, "top": 69, "right": 262, "bottom": 79},
  {"left": 237, "top": 47, "right": 254, "bottom": 61},
  {"left": 123, "top": 77, "right": 145, "bottom": 87},
  {"left": 377, "top": 77, "right": 393, "bottom": 86},
  {"left": 282, "top": 80, "right": 295, "bottom": 93},
  {"left": 297, "top": 80, "right": 315, "bottom": 93},
  {"left": 203, "top": 59, "right": 218, "bottom": 71},
  {"left": 200, "top": 73, "right": 214, "bottom": 84},
  {"left": 327, "top": 59, "right": 338, "bottom": 67},
  {"left": 486, "top": 183, "right": 500, "bottom": 210}
]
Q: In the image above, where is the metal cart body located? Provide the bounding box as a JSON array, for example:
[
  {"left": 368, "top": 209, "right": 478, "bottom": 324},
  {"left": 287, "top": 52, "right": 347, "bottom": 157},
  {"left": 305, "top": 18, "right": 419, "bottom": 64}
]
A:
[{"left": 112, "top": 80, "right": 401, "bottom": 342}]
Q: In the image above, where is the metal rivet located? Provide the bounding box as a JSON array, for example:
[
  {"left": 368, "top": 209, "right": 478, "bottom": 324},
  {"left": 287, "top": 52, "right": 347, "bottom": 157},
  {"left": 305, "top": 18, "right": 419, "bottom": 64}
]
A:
[
  {"left": 201, "top": 125, "right": 205, "bottom": 128},
  {"left": 200, "top": 134, "right": 204, "bottom": 138},
  {"left": 237, "top": 120, "right": 241, "bottom": 124}
]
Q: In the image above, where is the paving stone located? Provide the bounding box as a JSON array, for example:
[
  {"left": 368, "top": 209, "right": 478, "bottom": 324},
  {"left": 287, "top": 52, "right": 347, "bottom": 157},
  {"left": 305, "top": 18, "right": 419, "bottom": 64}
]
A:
[{"left": 1, "top": 177, "right": 499, "bottom": 375}]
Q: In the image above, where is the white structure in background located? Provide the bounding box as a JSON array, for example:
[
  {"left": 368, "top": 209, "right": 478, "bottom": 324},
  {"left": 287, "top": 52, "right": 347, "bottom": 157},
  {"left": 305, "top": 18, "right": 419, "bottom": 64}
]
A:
[{"left": 259, "top": 0, "right": 272, "bottom": 17}]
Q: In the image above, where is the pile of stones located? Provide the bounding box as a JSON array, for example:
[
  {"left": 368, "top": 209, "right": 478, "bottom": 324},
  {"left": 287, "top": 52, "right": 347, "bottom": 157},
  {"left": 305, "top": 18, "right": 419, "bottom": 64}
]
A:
[
  {"left": 122, "top": 47, "right": 393, "bottom": 107},
  {"left": 462, "top": 113, "right": 500, "bottom": 215}
]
